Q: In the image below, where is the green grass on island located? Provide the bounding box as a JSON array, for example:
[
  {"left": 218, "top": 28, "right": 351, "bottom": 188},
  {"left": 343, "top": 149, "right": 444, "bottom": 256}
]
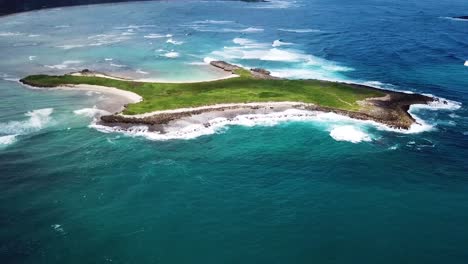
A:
[{"left": 21, "top": 70, "right": 385, "bottom": 115}]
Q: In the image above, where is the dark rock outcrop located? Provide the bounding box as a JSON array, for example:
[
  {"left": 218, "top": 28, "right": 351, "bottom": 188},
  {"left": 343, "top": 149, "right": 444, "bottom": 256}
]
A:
[{"left": 210, "top": 61, "right": 241, "bottom": 72}]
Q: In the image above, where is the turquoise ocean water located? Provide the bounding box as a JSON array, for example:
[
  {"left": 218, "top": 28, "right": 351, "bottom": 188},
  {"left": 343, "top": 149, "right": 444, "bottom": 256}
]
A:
[{"left": 0, "top": 0, "right": 468, "bottom": 263}]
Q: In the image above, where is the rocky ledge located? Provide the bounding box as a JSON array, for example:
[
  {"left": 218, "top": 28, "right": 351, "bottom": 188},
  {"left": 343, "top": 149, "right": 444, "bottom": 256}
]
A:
[{"left": 210, "top": 61, "right": 281, "bottom": 80}]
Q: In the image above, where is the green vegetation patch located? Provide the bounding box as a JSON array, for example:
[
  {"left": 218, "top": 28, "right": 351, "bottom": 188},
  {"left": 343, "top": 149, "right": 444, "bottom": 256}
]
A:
[{"left": 21, "top": 73, "right": 385, "bottom": 115}]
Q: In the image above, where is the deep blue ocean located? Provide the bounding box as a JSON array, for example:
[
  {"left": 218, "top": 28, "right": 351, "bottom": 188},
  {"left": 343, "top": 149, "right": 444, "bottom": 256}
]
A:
[{"left": 0, "top": 0, "right": 467, "bottom": 263}]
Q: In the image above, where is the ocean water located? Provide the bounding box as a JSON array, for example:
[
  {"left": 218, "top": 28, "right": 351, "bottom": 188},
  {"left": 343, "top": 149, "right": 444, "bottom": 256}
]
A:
[{"left": 1, "top": 0, "right": 468, "bottom": 263}]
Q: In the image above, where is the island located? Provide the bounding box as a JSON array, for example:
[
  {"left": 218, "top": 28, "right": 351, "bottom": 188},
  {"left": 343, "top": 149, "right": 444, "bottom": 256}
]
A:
[{"left": 20, "top": 61, "right": 435, "bottom": 132}]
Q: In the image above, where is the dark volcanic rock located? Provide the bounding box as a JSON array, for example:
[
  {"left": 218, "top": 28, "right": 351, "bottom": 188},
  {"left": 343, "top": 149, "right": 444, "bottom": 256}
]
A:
[
  {"left": 454, "top": 16, "right": 468, "bottom": 20},
  {"left": 251, "top": 68, "right": 271, "bottom": 75},
  {"left": 210, "top": 61, "right": 241, "bottom": 72}
]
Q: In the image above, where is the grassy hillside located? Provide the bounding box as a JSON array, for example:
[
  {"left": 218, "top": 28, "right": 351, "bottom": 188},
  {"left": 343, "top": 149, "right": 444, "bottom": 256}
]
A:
[{"left": 21, "top": 72, "right": 384, "bottom": 115}]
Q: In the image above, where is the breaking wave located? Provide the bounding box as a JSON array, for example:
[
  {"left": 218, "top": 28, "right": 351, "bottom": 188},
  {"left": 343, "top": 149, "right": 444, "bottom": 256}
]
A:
[
  {"left": 74, "top": 107, "right": 110, "bottom": 118},
  {"left": 163, "top": 52, "right": 180, "bottom": 58},
  {"left": 278, "top": 28, "right": 321, "bottom": 33},
  {"left": 0, "top": 108, "right": 54, "bottom": 147},
  {"left": 330, "top": 125, "right": 372, "bottom": 143},
  {"left": 88, "top": 106, "right": 453, "bottom": 142},
  {"left": 272, "top": 40, "right": 293, "bottom": 47},
  {"left": 0, "top": 135, "right": 16, "bottom": 146}
]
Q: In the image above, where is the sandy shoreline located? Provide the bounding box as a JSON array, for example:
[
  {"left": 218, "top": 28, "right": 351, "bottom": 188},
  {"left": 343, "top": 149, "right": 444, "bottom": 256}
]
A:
[
  {"left": 48, "top": 84, "right": 142, "bottom": 104},
  {"left": 123, "top": 101, "right": 314, "bottom": 118}
]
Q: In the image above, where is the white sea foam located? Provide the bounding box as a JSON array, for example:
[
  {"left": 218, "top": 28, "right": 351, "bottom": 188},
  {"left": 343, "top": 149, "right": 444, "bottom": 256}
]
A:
[
  {"left": 0, "top": 135, "right": 16, "bottom": 146},
  {"left": 114, "top": 25, "right": 156, "bottom": 30},
  {"left": 56, "top": 44, "right": 86, "bottom": 50},
  {"left": 28, "top": 34, "right": 40, "bottom": 38},
  {"left": 0, "top": 108, "right": 53, "bottom": 136},
  {"left": 249, "top": 0, "right": 298, "bottom": 9},
  {"left": 45, "top": 60, "right": 82, "bottom": 70},
  {"left": 136, "top": 69, "right": 149, "bottom": 74},
  {"left": 272, "top": 40, "right": 293, "bottom": 47},
  {"left": 29, "top": 56, "right": 36, "bottom": 61},
  {"left": 329, "top": 125, "right": 372, "bottom": 143},
  {"left": 88, "top": 34, "right": 131, "bottom": 46},
  {"left": 89, "top": 108, "right": 436, "bottom": 142},
  {"left": 212, "top": 38, "right": 351, "bottom": 70},
  {"left": 0, "top": 73, "right": 20, "bottom": 82},
  {"left": 0, "top": 32, "right": 22, "bottom": 37},
  {"left": 74, "top": 107, "right": 110, "bottom": 118},
  {"left": 166, "top": 38, "right": 184, "bottom": 45},
  {"left": 412, "top": 96, "right": 462, "bottom": 111},
  {"left": 163, "top": 52, "right": 180, "bottom": 58},
  {"left": 278, "top": 28, "right": 321, "bottom": 33},
  {"left": 144, "top": 33, "right": 166, "bottom": 39},
  {"left": 190, "top": 26, "right": 264, "bottom": 33},
  {"left": 269, "top": 69, "right": 346, "bottom": 82},
  {"left": 192, "top": 20, "right": 233, "bottom": 24},
  {"left": 464, "top": 60, "right": 468, "bottom": 67},
  {"left": 441, "top": 17, "right": 468, "bottom": 22},
  {"left": 213, "top": 47, "right": 309, "bottom": 62},
  {"left": 110, "top": 63, "right": 126, "bottom": 68},
  {"left": 51, "top": 224, "right": 65, "bottom": 234}
]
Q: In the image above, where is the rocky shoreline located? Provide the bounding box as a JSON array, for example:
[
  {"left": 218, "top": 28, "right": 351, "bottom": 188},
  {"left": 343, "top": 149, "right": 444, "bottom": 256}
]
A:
[{"left": 97, "top": 61, "right": 434, "bottom": 131}]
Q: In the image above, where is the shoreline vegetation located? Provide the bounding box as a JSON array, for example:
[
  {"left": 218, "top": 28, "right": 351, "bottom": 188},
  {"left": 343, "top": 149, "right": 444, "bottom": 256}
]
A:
[{"left": 20, "top": 61, "right": 436, "bottom": 130}]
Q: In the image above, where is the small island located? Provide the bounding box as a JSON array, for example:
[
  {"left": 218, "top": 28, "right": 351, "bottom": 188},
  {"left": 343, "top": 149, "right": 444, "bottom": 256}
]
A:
[{"left": 20, "top": 61, "right": 435, "bottom": 132}]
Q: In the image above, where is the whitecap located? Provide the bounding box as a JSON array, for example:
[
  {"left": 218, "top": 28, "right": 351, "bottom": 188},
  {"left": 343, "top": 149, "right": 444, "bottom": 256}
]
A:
[
  {"left": 0, "top": 108, "right": 54, "bottom": 135},
  {"left": 110, "top": 63, "right": 126, "bottom": 68},
  {"left": 0, "top": 135, "right": 16, "bottom": 146},
  {"left": 56, "top": 44, "right": 86, "bottom": 50},
  {"left": 272, "top": 40, "right": 293, "bottom": 47},
  {"left": 278, "top": 28, "right": 321, "bottom": 33},
  {"left": 143, "top": 33, "right": 165, "bottom": 39},
  {"left": 74, "top": 107, "right": 110, "bottom": 118},
  {"left": 440, "top": 17, "right": 468, "bottom": 22},
  {"left": 464, "top": 60, "right": 468, "bottom": 67},
  {"left": 192, "top": 20, "right": 233, "bottom": 24},
  {"left": 114, "top": 25, "right": 156, "bottom": 30},
  {"left": 0, "top": 32, "right": 22, "bottom": 37},
  {"left": 239, "top": 27, "right": 264, "bottom": 33},
  {"left": 29, "top": 56, "right": 36, "bottom": 61},
  {"left": 163, "top": 52, "right": 180, "bottom": 58},
  {"left": 212, "top": 47, "right": 309, "bottom": 62},
  {"left": 329, "top": 125, "right": 372, "bottom": 143},
  {"left": 249, "top": 0, "right": 299, "bottom": 9},
  {"left": 166, "top": 38, "right": 184, "bottom": 45},
  {"left": 191, "top": 26, "right": 264, "bottom": 33},
  {"left": 51, "top": 224, "right": 65, "bottom": 234}
]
